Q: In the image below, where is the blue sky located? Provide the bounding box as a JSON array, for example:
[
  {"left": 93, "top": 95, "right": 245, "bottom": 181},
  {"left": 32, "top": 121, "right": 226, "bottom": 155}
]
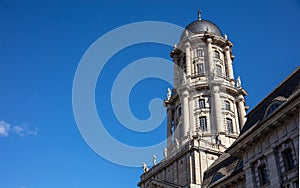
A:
[{"left": 0, "top": 0, "right": 299, "bottom": 187}]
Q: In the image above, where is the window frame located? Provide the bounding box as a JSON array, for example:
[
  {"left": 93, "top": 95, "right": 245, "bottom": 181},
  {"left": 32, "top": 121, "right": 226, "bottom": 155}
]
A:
[
  {"left": 197, "top": 63, "right": 204, "bottom": 75},
  {"left": 214, "top": 50, "right": 220, "bottom": 59},
  {"left": 226, "top": 118, "right": 233, "bottom": 134},
  {"left": 199, "top": 116, "right": 207, "bottom": 132},
  {"left": 282, "top": 148, "right": 296, "bottom": 171},
  {"left": 258, "top": 164, "right": 269, "bottom": 186},
  {"left": 224, "top": 100, "right": 231, "bottom": 111},
  {"left": 199, "top": 99, "right": 205, "bottom": 109},
  {"left": 196, "top": 49, "right": 204, "bottom": 57}
]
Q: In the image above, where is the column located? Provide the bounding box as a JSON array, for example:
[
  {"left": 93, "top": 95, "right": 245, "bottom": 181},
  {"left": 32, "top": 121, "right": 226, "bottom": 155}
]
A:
[
  {"left": 266, "top": 151, "right": 281, "bottom": 187},
  {"left": 167, "top": 104, "right": 173, "bottom": 147},
  {"left": 233, "top": 102, "right": 240, "bottom": 134},
  {"left": 212, "top": 85, "right": 222, "bottom": 133},
  {"left": 237, "top": 94, "right": 246, "bottom": 128},
  {"left": 244, "top": 164, "right": 255, "bottom": 188},
  {"left": 174, "top": 58, "right": 178, "bottom": 87},
  {"left": 224, "top": 46, "right": 235, "bottom": 84},
  {"left": 185, "top": 43, "right": 191, "bottom": 77},
  {"left": 207, "top": 38, "right": 214, "bottom": 76},
  {"left": 189, "top": 98, "right": 195, "bottom": 136},
  {"left": 293, "top": 135, "right": 299, "bottom": 161},
  {"left": 183, "top": 91, "right": 190, "bottom": 138}
]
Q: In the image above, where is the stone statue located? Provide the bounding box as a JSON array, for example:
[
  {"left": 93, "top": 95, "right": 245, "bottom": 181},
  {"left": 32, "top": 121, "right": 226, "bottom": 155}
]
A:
[
  {"left": 152, "top": 154, "right": 157, "bottom": 165},
  {"left": 142, "top": 162, "right": 148, "bottom": 172},
  {"left": 185, "top": 30, "right": 189, "bottom": 37},
  {"left": 174, "top": 138, "right": 179, "bottom": 150},
  {"left": 224, "top": 34, "right": 228, "bottom": 40},
  {"left": 164, "top": 147, "right": 167, "bottom": 158},
  {"left": 167, "top": 88, "right": 171, "bottom": 100},
  {"left": 237, "top": 76, "right": 241, "bottom": 88}
]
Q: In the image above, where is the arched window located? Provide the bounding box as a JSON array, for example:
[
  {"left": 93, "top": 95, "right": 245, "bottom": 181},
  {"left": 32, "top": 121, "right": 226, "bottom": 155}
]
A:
[
  {"left": 226, "top": 118, "right": 233, "bottom": 134},
  {"left": 264, "top": 101, "right": 282, "bottom": 118},
  {"left": 214, "top": 50, "right": 220, "bottom": 59},
  {"left": 199, "top": 116, "right": 207, "bottom": 132},
  {"left": 224, "top": 100, "right": 230, "bottom": 111},
  {"left": 211, "top": 172, "right": 225, "bottom": 184}
]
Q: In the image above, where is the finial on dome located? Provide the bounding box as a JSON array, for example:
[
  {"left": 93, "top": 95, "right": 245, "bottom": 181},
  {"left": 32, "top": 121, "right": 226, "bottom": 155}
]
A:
[{"left": 197, "top": 10, "right": 201, "bottom": 20}]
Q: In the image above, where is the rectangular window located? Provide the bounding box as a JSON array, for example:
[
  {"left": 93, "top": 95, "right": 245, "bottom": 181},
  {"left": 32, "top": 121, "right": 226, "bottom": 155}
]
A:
[
  {"left": 224, "top": 101, "right": 230, "bottom": 110},
  {"left": 258, "top": 164, "right": 269, "bottom": 185},
  {"left": 196, "top": 49, "right": 203, "bottom": 57},
  {"left": 226, "top": 118, "right": 233, "bottom": 134},
  {"left": 199, "top": 116, "right": 207, "bottom": 132},
  {"left": 216, "top": 65, "right": 222, "bottom": 76},
  {"left": 283, "top": 149, "right": 295, "bottom": 171},
  {"left": 197, "top": 63, "right": 204, "bottom": 75},
  {"left": 199, "top": 99, "right": 205, "bottom": 108}
]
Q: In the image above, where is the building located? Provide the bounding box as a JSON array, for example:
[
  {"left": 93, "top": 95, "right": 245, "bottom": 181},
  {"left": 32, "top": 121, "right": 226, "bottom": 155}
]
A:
[
  {"left": 202, "top": 67, "right": 299, "bottom": 188},
  {"left": 138, "top": 13, "right": 299, "bottom": 188}
]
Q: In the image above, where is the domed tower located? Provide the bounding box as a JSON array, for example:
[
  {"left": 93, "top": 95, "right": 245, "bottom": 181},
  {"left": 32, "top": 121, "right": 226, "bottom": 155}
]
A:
[
  {"left": 138, "top": 13, "right": 248, "bottom": 188},
  {"left": 165, "top": 12, "right": 247, "bottom": 154}
]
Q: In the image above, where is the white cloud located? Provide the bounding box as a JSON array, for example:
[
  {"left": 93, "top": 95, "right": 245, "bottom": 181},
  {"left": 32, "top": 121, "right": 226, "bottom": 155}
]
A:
[
  {"left": 0, "top": 120, "right": 37, "bottom": 137},
  {"left": 0, "top": 121, "right": 10, "bottom": 136},
  {"left": 13, "top": 125, "right": 38, "bottom": 137}
]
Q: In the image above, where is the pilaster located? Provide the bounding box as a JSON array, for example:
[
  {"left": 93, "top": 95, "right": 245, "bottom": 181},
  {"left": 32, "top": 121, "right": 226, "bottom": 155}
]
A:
[
  {"left": 224, "top": 46, "right": 235, "bottom": 85},
  {"left": 183, "top": 91, "right": 190, "bottom": 139},
  {"left": 266, "top": 150, "right": 281, "bottom": 187},
  {"left": 186, "top": 43, "right": 192, "bottom": 77},
  {"left": 212, "top": 85, "right": 222, "bottom": 133},
  {"left": 207, "top": 38, "right": 214, "bottom": 76},
  {"left": 167, "top": 104, "right": 173, "bottom": 147},
  {"left": 237, "top": 94, "right": 246, "bottom": 128}
]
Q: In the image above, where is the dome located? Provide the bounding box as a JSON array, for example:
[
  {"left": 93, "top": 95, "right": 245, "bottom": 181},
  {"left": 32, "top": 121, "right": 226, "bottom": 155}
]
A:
[{"left": 181, "top": 19, "right": 222, "bottom": 40}]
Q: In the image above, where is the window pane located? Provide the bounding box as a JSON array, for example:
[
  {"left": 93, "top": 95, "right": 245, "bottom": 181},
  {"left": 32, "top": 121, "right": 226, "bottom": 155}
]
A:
[
  {"left": 196, "top": 49, "right": 203, "bottom": 57},
  {"left": 199, "top": 99, "right": 205, "bottom": 108},
  {"left": 258, "top": 165, "right": 269, "bottom": 185},
  {"left": 225, "top": 101, "right": 230, "bottom": 110},
  {"left": 226, "top": 118, "right": 233, "bottom": 134},
  {"left": 200, "top": 116, "right": 207, "bottom": 132},
  {"left": 197, "top": 63, "right": 204, "bottom": 75},
  {"left": 283, "top": 149, "right": 295, "bottom": 171},
  {"left": 214, "top": 50, "right": 220, "bottom": 59}
]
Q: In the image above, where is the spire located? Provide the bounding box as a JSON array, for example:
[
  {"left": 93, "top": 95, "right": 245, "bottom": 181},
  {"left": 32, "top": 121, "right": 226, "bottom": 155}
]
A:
[{"left": 197, "top": 10, "right": 201, "bottom": 20}]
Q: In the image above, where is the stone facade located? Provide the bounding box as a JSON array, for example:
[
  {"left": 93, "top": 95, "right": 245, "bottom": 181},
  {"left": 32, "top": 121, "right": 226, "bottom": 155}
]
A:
[
  {"left": 202, "top": 67, "right": 299, "bottom": 188},
  {"left": 138, "top": 14, "right": 247, "bottom": 188},
  {"left": 137, "top": 14, "right": 299, "bottom": 188}
]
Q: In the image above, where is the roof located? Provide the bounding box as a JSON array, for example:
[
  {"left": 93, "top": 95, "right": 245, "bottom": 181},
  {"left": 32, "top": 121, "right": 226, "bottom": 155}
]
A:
[
  {"left": 202, "top": 153, "right": 243, "bottom": 187},
  {"left": 240, "top": 66, "right": 300, "bottom": 134},
  {"left": 180, "top": 19, "right": 223, "bottom": 40}
]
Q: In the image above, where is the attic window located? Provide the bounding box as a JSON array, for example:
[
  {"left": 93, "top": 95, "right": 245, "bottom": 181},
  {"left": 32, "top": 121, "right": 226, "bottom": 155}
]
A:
[
  {"left": 264, "top": 100, "right": 283, "bottom": 119},
  {"left": 211, "top": 172, "right": 225, "bottom": 183}
]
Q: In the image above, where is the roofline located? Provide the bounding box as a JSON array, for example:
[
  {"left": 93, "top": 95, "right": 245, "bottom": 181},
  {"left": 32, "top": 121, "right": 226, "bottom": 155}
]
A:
[{"left": 245, "top": 66, "right": 300, "bottom": 118}]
